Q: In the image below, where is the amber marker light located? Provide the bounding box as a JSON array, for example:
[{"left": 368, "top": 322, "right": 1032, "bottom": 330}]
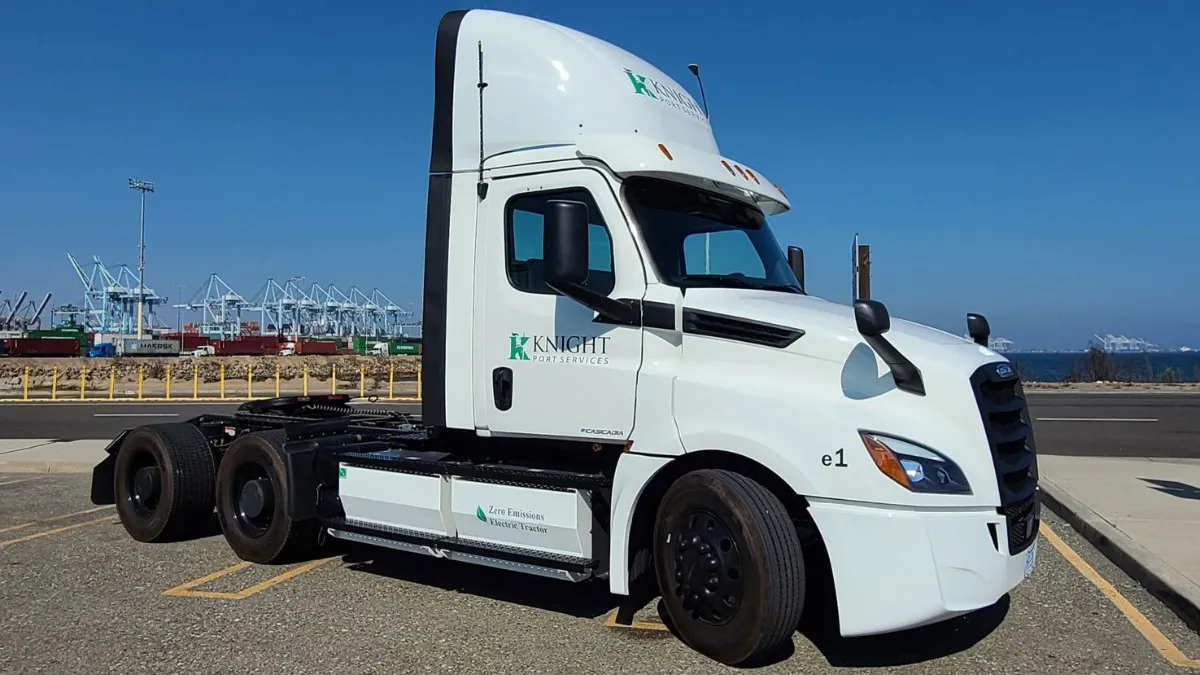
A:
[{"left": 861, "top": 433, "right": 911, "bottom": 489}]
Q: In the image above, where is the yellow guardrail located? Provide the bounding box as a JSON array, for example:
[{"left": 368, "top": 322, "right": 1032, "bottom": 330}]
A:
[{"left": 0, "top": 361, "right": 422, "bottom": 404}]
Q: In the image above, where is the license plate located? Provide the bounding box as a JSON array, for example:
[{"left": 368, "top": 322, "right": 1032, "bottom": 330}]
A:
[{"left": 1024, "top": 540, "right": 1038, "bottom": 578}]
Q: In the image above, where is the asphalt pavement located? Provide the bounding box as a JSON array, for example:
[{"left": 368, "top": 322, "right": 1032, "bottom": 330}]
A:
[
  {"left": 0, "top": 401, "right": 422, "bottom": 440},
  {"left": 3, "top": 472, "right": 1199, "bottom": 674},
  {"left": 0, "top": 393, "right": 1196, "bottom": 459},
  {"left": 1028, "top": 392, "right": 1200, "bottom": 458}
]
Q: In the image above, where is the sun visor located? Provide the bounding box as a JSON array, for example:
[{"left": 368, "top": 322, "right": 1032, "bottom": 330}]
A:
[{"left": 575, "top": 134, "right": 791, "bottom": 215}]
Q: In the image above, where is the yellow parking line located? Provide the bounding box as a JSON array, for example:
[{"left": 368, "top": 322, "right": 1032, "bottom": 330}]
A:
[
  {"left": 0, "top": 505, "right": 114, "bottom": 535},
  {"left": 601, "top": 608, "right": 670, "bottom": 632},
  {"left": 0, "top": 514, "right": 114, "bottom": 549},
  {"left": 163, "top": 557, "right": 336, "bottom": 599},
  {"left": 162, "top": 561, "right": 253, "bottom": 598},
  {"left": 0, "top": 476, "right": 49, "bottom": 487},
  {"left": 1041, "top": 523, "right": 1200, "bottom": 668}
]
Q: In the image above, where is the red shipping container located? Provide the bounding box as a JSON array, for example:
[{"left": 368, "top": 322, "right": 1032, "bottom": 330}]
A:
[
  {"left": 213, "top": 340, "right": 278, "bottom": 356},
  {"left": 5, "top": 337, "right": 81, "bottom": 357},
  {"left": 295, "top": 340, "right": 336, "bottom": 355}
]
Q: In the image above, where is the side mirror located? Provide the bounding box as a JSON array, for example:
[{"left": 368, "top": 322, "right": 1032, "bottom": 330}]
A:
[
  {"left": 966, "top": 313, "right": 990, "bottom": 346},
  {"left": 854, "top": 299, "right": 890, "bottom": 338},
  {"left": 787, "top": 245, "right": 805, "bottom": 290},
  {"left": 543, "top": 200, "right": 590, "bottom": 287}
]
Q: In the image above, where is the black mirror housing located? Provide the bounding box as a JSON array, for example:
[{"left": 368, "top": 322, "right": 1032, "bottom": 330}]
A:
[
  {"left": 966, "top": 313, "right": 990, "bottom": 346},
  {"left": 544, "top": 200, "right": 590, "bottom": 287},
  {"left": 787, "top": 245, "right": 805, "bottom": 290},
  {"left": 854, "top": 299, "right": 890, "bottom": 338}
]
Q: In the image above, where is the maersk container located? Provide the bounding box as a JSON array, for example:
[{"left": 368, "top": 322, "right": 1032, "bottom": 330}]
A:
[{"left": 119, "top": 338, "right": 182, "bottom": 356}]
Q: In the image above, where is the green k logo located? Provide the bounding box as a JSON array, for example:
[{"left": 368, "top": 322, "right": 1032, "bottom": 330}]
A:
[
  {"left": 624, "top": 69, "right": 657, "bottom": 99},
  {"left": 509, "top": 333, "right": 530, "bottom": 360}
]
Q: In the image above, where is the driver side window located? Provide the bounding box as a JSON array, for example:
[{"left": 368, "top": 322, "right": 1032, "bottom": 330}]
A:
[{"left": 505, "top": 189, "right": 615, "bottom": 296}]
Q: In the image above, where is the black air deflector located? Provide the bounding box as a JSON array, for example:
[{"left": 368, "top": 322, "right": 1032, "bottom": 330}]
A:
[{"left": 682, "top": 309, "right": 803, "bottom": 348}]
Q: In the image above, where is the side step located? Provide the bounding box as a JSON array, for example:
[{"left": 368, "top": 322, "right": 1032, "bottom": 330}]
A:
[
  {"left": 324, "top": 453, "right": 612, "bottom": 583},
  {"left": 325, "top": 518, "right": 599, "bottom": 582}
]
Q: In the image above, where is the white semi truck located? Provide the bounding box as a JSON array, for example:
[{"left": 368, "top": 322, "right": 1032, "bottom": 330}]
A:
[{"left": 90, "top": 8, "right": 1040, "bottom": 666}]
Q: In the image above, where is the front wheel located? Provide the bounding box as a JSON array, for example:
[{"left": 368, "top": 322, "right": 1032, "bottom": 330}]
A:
[{"left": 652, "top": 469, "right": 806, "bottom": 666}]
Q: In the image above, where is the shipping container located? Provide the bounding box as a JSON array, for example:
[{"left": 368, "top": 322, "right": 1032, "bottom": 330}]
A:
[
  {"left": 119, "top": 338, "right": 182, "bottom": 356},
  {"left": 212, "top": 340, "right": 278, "bottom": 356},
  {"left": 165, "top": 333, "right": 212, "bottom": 351},
  {"left": 295, "top": 340, "right": 337, "bottom": 355},
  {"left": 3, "top": 337, "right": 81, "bottom": 357},
  {"left": 390, "top": 342, "right": 421, "bottom": 355}
]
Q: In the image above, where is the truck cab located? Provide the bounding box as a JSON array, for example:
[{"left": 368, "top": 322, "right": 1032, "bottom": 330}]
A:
[{"left": 92, "top": 9, "right": 1039, "bottom": 667}]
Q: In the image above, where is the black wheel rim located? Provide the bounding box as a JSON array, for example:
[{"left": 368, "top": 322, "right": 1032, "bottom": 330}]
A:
[
  {"left": 230, "top": 461, "right": 275, "bottom": 538},
  {"left": 123, "top": 451, "right": 162, "bottom": 519},
  {"left": 671, "top": 509, "right": 744, "bottom": 626}
]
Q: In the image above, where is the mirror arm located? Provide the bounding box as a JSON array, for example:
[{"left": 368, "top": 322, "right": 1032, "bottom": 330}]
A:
[{"left": 546, "top": 279, "right": 638, "bottom": 324}]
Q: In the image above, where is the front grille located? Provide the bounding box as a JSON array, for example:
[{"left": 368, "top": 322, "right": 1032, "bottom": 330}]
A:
[{"left": 969, "top": 362, "right": 1040, "bottom": 555}]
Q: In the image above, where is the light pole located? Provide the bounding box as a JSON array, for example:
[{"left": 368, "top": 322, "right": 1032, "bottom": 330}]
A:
[{"left": 128, "top": 177, "right": 155, "bottom": 338}]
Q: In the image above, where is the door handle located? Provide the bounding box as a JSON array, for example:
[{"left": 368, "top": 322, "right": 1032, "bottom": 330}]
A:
[{"left": 492, "top": 367, "right": 513, "bottom": 411}]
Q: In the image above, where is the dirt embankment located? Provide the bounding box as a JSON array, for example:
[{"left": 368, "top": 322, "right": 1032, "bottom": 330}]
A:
[
  {"left": 0, "top": 355, "right": 421, "bottom": 394},
  {"left": 2, "top": 354, "right": 1195, "bottom": 396}
]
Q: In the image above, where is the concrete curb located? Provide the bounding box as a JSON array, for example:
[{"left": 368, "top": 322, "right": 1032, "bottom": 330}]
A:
[
  {"left": 0, "top": 460, "right": 97, "bottom": 474},
  {"left": 1040, "top": 479, "right": 1200, "bottom": 632}
]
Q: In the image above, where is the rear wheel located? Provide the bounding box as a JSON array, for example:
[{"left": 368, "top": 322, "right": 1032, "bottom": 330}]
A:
[
  {"left": 113, "top": 423, "right": 216, "bottom": 542},
  {"left": 652, "top": 469, "right": 806, "bottom": 666},
  {"left": 215, "top": 430, "right": 320, "bottom": 564}
]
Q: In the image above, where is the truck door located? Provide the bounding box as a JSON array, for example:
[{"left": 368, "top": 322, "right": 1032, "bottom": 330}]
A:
[{"left": 476, "top": 167, "right": 645, "bottom": 441}]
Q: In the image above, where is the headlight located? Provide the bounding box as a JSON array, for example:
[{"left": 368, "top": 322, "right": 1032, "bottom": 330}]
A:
[{"left": 859, "top": 432, "right": 972, "bottom": 494}]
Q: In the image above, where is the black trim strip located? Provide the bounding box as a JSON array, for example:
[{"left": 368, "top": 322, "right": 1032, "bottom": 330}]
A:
[
  {"left": 592, "top": 299, "right": 675, "bottom": 330},
  {"left": 681, "top": 308, "right": 803, "bottom": 348},
  {"left": 421, "top": 10, "right": 470, "bottom": 428}
]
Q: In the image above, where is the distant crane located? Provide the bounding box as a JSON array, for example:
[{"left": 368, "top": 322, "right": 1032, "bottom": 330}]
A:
[{"left": 1092, "top": 334, "right": 1160, "bottom": 353}]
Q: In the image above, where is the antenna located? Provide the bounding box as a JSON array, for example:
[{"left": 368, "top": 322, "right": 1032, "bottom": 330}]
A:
[
  {"left": 687, "top": 63, "right": 710, "bottom": 120},
  {"left": 476, "top": 40, "right": 489, "bottom": 199}
]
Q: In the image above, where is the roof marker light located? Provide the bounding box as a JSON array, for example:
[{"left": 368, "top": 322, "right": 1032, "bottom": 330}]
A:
[
  {"left": 657, "top": 143, "right": 673, "bottom": 160},
  {"left": 744, "top": 168, "right": 761, "bottom": 184},
  {"left": 733, "top": 164, "right": 748, "bottom": 179},
  {"left": 773, "top": 183, "right": 787, "bottom": 198},
  {"left": 720, "top": 160, "right": 735, "bottom": 175}
]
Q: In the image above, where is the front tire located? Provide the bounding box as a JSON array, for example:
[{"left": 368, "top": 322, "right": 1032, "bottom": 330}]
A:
[
  {"left": 215, "top": 430, "right": 321, "bottom": 564},
  {"left": 652, "top": 469, "right": 806, "bottom": 666},
  {"left": 113, "top": 423, "right": 216, "bottom": 542}
]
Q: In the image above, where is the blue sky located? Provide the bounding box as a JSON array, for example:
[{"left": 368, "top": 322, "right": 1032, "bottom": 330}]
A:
[{"left": 2, "top": 1, "right": 1197, "bottom": 350}]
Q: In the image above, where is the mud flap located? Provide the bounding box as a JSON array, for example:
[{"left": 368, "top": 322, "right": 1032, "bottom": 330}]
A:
[{"left": 89, "top": 429, "right": 130, "bottom": 505}]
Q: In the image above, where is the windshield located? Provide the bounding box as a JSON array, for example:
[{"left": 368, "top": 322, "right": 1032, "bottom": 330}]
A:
[{"left": 622, "top": 177, "right": 803, "bottom": 294}]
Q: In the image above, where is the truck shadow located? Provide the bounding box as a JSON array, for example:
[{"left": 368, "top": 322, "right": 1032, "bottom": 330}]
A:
[
  {"left": 798, "top": 595, "right": 1010, "bottom": 667},
  {"left": 336, "top": 541, "right": 1006, "bottom": 667}
]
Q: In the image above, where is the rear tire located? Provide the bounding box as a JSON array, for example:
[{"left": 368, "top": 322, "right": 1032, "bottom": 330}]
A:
[
  {"left": 113, "top": 423, "right": 216, "bottom": 542},
  {"left": 652, "top": 469, "right": 805, "bottom": 666},
  {"left": 215, "top": 430, "right": 321, "bottom": 564}
]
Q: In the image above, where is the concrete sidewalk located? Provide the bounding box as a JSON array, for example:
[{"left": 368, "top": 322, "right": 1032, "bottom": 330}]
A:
[
  {"left": 1040, "top": 454, "right": 1200, "bottom": 631},
  {"left": 0, "top": 439, "right": 109, "bottom": 473}
]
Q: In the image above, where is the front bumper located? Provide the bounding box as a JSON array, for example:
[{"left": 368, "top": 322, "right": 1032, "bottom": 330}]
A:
[{"left": 808, "top": 494, "right": 1039, "bottom": 637}]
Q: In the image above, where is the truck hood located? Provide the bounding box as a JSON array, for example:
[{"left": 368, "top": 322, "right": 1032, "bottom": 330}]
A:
[{"left": 680, "top": 288, "right": 1001, "bottom": 374}]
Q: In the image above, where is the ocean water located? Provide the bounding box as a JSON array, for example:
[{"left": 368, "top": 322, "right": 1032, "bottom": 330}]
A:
[{"left": 1005, "top": 352, "right": 1200, "bottom": 383}]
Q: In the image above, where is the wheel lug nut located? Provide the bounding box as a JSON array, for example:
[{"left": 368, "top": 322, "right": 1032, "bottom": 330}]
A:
[{"left": 707, "top": 575, "right": 719, "bottom": 589}]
